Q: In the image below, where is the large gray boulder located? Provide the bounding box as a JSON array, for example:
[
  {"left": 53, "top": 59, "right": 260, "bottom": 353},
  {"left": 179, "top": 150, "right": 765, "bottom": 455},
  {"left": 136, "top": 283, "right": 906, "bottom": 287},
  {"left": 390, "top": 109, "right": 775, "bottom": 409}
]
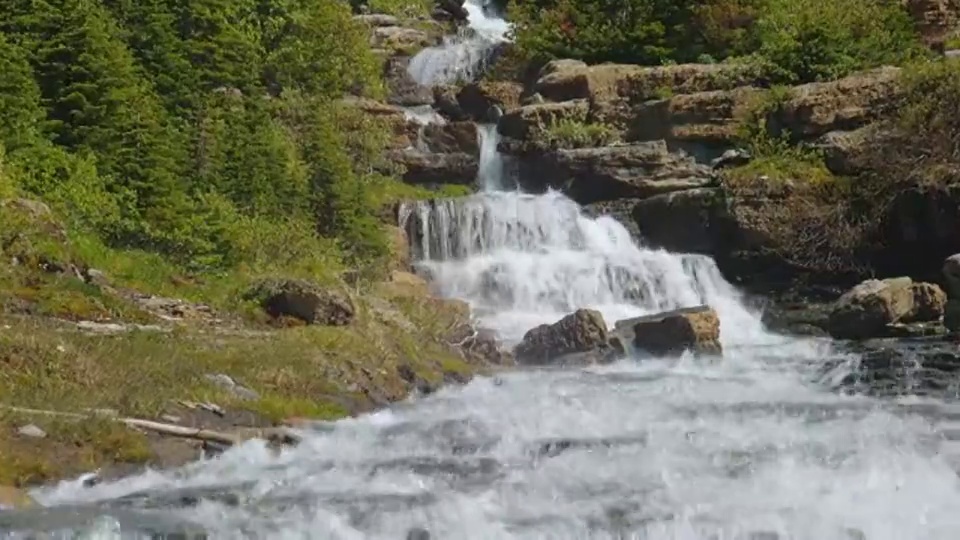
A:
[{"left": 827, "top": 277, "right": 947, "bottom": 339}]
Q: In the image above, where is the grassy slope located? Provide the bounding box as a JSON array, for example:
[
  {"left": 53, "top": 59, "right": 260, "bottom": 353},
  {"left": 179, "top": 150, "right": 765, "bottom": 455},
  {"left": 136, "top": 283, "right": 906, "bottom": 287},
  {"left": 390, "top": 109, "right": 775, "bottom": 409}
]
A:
[{"left": 0, "top": 199, "right": 479, "bottom": 487}]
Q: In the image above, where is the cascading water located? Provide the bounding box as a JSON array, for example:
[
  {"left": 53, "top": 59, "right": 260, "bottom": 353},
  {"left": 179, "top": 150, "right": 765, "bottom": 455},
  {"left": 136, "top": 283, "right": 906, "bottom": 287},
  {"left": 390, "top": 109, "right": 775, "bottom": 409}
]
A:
[
  {"left": 6, "top": 2, "right": 960, "bottom": 538},
  {"left": 407, "top": 0, "right": 511, "bottom": 86}
]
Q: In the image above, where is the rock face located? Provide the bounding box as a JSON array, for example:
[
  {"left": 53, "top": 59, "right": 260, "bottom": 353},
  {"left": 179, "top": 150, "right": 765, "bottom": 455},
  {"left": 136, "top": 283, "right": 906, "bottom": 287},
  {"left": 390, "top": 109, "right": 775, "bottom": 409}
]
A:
[
  {"left": 614, "top": 306, "right": 722, "bottom": 357},
  {"left": 514, "top": 309, "right": 618, "bottom": 365},
  {"left": 388, "top": 121, "right": 480, "bottom": 186},
  {"left": 943, "top": 254, "right": 960, "bottom": 333},
  {"left": 245, "top": 279, "right": 355, "bottom": 326},
  {"left": 516, "top": 141, "right": 713, "bottom": 204},
  {"left": 457, "top": 81, "right": 523, "bottom": 121},
  {"left": 827, "top": 277, "right": 947, "bottom": 339}
]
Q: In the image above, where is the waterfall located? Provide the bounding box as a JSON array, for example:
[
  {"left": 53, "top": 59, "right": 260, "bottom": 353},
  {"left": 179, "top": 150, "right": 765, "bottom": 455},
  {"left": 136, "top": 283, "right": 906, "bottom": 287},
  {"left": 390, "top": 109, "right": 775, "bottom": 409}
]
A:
[{"left": 407, "top": 0, "right": 511, "bottom": 86}]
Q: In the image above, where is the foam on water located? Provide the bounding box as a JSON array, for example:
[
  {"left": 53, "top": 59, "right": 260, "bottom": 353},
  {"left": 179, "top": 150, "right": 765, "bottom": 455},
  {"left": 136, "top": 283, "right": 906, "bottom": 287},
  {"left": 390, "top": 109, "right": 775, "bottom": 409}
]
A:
[
  {"left": 407, "top": 0, "right": 511, "bottom": 86},
  {"left": 6, "top": 2, "right": 960, "bottom": 538}
]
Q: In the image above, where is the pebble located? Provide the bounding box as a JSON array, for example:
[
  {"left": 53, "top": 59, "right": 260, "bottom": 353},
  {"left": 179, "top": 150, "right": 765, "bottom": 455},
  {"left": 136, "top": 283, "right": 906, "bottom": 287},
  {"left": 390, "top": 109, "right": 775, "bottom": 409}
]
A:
[{"left": 17, "top": 424, "right": 47, "bottom": 439}]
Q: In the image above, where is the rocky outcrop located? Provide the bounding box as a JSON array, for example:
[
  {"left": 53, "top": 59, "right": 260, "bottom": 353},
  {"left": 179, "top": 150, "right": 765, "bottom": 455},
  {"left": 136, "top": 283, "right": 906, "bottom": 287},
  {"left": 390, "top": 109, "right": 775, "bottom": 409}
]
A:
[
  {"left": 514, "top": 141, "right": 713, "bottom": 204},
  {"left": 244, "top": 279, "right": 355, "bottom": 326},
  {"left": 827, "top": 277, "right": 947, "bottom": 339},
  {"left": 498, "top": 99, "right": 590, "bottom": 140},
  {"left": 388, "top": 121, "right": 480, "bottom": 185},
  {"left": 614, "top": 306, "right": 722, "bottom": 357},
  {"left": 456, "top": 81, "right": 523, "bottom": 121},
  {"left": 532, "top": 60, "right": 760, "bottom": 105},
  {"left": 943, "top": 254, "right": 960, "bottom": 333},
  {"left": 514, "top": 309, "right": 620, "bottom": 365},
  {"left": 461, "top": 328, "right": 515, "bottom": 365},
  {"left": 384, "top": 56, "right": 435, "bottom": 106}
]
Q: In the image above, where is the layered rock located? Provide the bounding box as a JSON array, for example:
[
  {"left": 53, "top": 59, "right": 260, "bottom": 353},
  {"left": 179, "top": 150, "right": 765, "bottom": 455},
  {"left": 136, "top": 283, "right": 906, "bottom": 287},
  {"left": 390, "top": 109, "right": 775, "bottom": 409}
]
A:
[
  {"left": 613, "top": 306, "right": 722, "bottom": 357},
  {"left": 515, "top": 141, "right": 713, "bottom": 204},
  {"left": 388, "top": 121, "right": 480, "bottom": 185},
  {"left": 513, "top": 309, "right": 620, "bottom": 365},
  {"left": 827, "top": 277, "right": 947, "bottom": 339}
]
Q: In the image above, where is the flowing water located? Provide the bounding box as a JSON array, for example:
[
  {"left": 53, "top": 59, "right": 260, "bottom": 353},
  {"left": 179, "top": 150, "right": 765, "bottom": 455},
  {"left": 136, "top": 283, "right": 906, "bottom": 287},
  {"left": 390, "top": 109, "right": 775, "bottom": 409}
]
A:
[
  {"left": 407, "top": 0, "right": 511, "bottom": 86},
  {"left": 5, "top": 2, "right": 960, "bottom": 539}
]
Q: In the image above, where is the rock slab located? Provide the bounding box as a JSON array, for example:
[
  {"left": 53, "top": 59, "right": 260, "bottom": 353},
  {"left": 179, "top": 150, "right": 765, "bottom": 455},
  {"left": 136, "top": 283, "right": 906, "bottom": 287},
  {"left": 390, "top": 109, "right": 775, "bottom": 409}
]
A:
[
  {"left": 827, "top": 277, "right": 947, "bottom": 339},
  {"left": 245, "top": 278, "right": 355, "bottom": 326},
  {"left": 514, "top": 309, "right": 616, "bottom": 365},
  {"left": 616, "top": 305, "right": 722, "bottom": 357}
]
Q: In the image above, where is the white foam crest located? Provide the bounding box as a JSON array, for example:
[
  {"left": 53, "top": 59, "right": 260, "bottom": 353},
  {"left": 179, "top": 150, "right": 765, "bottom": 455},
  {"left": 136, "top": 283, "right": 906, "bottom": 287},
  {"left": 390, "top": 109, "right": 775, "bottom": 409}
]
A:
[
  {"left": 407, "top": 0, "right": 511, "bottom": 86},
  {"left": 402, "top": 190, "right": 770, "bottom": 345}
]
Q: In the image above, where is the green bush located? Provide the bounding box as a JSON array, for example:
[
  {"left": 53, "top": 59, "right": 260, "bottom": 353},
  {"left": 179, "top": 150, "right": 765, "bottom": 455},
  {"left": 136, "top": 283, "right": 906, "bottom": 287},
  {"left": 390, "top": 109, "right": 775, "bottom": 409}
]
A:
[
  {"left": 540, "top": 118, "right": 619, "bottom": 149},
  {"left": 0, "top": 0, "right": 405, "bottom": 282},
  {"left": 507, "top": 0, "right": 927, "bottom": 83}
]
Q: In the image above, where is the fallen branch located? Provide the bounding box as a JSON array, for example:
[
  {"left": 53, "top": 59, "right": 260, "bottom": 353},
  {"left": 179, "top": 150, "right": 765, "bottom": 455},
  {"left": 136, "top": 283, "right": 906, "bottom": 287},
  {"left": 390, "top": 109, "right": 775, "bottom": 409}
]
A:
[{"left": 0, "top": 405, "right": 300, "bottom": 447}]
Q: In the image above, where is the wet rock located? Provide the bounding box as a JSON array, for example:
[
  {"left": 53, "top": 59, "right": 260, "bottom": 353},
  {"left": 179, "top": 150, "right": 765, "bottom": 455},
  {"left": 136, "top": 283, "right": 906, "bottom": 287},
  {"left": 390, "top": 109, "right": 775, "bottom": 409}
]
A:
[
  {"left": 461, "top": 328, "right": 514, "bottom": 365},
  {"left": 761, "top": 301, "right": 831, "bottom": 336},
  {"left": 838, "top": 337, "right": 960, "bottom": 398},
  {"left": 616, "top": 305, "right": 722, "bottom": 357},
  {"left": 943, "top": 253, "right": 960, "bottom": 298},
  {"left": 390, "top": 121, "right": 480, "bottom": 185},
  {"left": 16, "top": 424, "right": 46, "bottom": 439},
  {"left": 383, "top": 56, "right": 434, "bottom": 106},
  {"left": 244, "top": 278, "right": 355, "bottom": 326},
  {"left": 0, "top": 486, "right": 34, "bottom": 510},
  {"left": 945, "top": 299, "right": 960, "bottom": 333},
  {"left": 514, "top": 309, "right": 617, "bottom": 365},
  {"left": 827, "top": 278, "right": 947, "bottom": 340},
  {"left": 456, "top": 81, "right": 523, "bottom": 121}
]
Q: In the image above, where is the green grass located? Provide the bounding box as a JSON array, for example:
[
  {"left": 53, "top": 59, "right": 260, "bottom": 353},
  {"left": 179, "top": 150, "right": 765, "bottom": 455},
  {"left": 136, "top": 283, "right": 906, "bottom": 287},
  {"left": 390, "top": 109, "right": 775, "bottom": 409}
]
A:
[{"left": 539, "top": 119, "right": 619, "bottom": 149}]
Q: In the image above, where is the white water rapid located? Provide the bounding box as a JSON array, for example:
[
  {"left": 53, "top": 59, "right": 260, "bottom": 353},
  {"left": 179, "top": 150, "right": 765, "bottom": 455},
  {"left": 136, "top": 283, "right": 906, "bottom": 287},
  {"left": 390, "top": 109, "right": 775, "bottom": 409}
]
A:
[
  {"left": 407, "top": 0, "right": 511, "bottom": 86},
  {"left": 5, "top": 3, "right": 960, "bottom": 539}
]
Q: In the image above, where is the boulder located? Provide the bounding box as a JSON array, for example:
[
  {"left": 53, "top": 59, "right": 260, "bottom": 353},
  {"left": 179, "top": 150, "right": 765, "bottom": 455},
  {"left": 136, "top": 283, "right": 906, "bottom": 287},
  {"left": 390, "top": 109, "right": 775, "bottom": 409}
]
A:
[
  {"left": 815, "top": 127, "right": 876, "bottom": 175},
  {"left": 389, "top": 121, "right": 480, "bottom": 185},
  {"left": 631, "top": 188, "right": 729, "bottom": 255},
  {"left": 945, "top": 299, "right": 960, "bottom": 333},
  {"left": 457, "top": 81, "right": 523, "bottom": 121},
  {"left": 944, "top": 254, "right": 960, "bottom": 297},
  {"left": 827, "top": 277, "right": 947, "bottom": 339},
  {"left": 498, "top": 99, "right": 590, "bottom": 141},
  {"left": 0, "top": 486, "right": 35, "bottom": 510},
  {"left": 244, "top": 279, "right": 355, "bottom": 326},
  {"left": 383, "top": 56, "right": 434, "bottom": 106},
  {"left": 514, "top": 309, "right": 618, "bottom": 365},
  {"left": 461, "top": 328, "right": 515, "bottom": 365},
  {"left": 513, "top": 141, "right": 713, "bottom": 204},
  {"left": 615, "top": 305, "right": 722, "bottom": 357},
  {"left": 770, "top": 67, "right": 902, "bottom": 140}
]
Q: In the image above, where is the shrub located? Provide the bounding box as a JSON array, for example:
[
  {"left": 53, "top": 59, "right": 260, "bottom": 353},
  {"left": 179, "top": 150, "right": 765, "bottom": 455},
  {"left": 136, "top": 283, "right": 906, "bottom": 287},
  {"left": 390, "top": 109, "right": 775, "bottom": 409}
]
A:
[{"left": 540, "top": 118, "right": 619, "bottom": 149}]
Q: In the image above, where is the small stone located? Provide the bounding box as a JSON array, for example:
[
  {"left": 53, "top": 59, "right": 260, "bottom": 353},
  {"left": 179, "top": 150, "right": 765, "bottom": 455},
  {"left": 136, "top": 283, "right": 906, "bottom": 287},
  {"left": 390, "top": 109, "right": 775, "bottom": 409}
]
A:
[
  {"left": 16, "top": 424, "right": 46, "bottom": 438},
  {"left": 406, "top": 527, "right": 431, "bottom": 540},
  {"left": 204, "top": 373, "right": 260, "bottom": 401}
]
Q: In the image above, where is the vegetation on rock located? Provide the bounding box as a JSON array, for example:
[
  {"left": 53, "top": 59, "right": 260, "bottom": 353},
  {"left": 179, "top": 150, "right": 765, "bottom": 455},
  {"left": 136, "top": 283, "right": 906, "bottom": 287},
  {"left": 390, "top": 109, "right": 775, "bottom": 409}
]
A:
[{"left": 505, "top": 0, "right": 929, "bottom": 83}]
